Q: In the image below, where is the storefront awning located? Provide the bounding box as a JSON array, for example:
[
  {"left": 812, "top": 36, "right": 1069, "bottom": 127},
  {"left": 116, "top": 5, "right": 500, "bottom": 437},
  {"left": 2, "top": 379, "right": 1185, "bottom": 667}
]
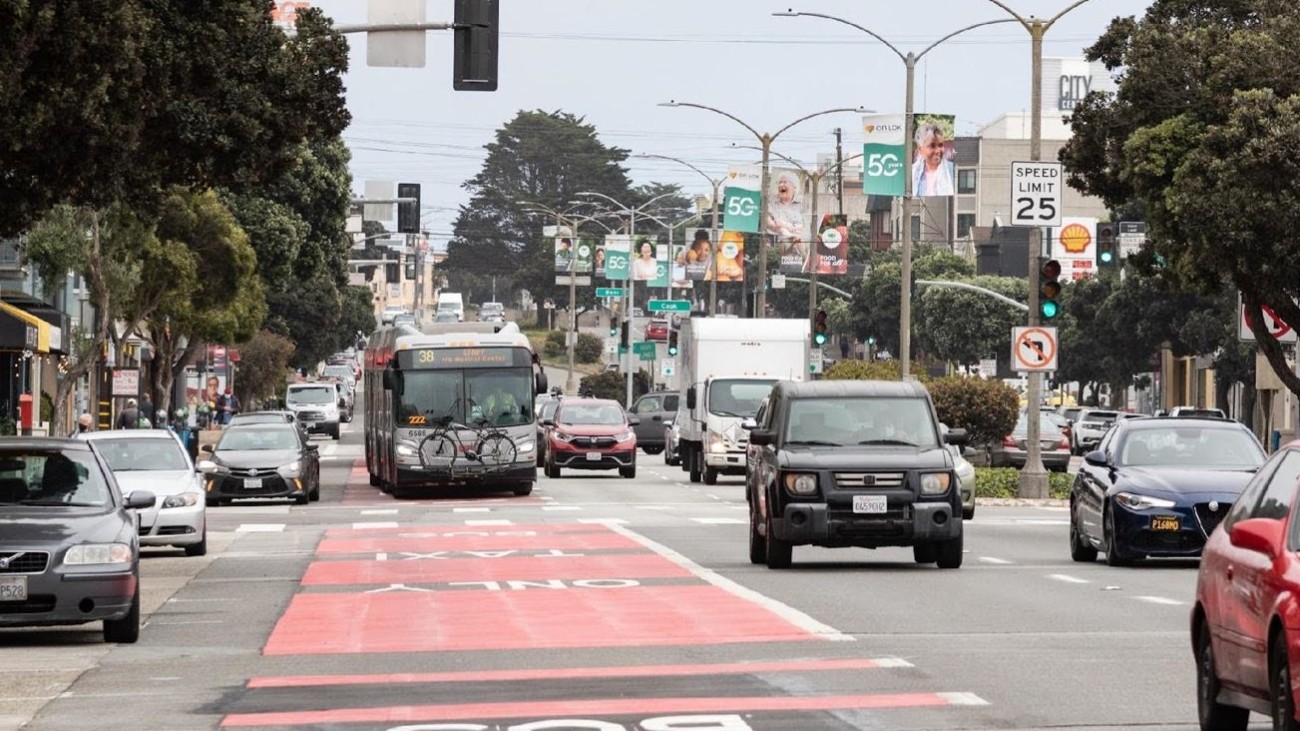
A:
[{"left": 0, "top": 301, "right": 51, "bottom": 354}]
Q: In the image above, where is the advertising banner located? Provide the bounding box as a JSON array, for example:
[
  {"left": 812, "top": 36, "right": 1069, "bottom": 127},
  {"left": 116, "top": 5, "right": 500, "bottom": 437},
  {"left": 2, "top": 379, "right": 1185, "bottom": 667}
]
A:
[
  {"left": 680, "top": 229, "right": 713, "bottom": 281},
  {"left": 554, "top": 235, "right": 593, "bottom": 274},
  {"left": 603, "top": 235, "right": 632, "bottom": 281},
  {"left": 1050, "top": 216, "right": 1098, "bottom": 282},
  {"left": 809, "top": 214, "right": 849, "bottom": 275},
  {"left": 669, "top": 242, "right": 691, "bottom": 288},
  {"left": 862, "top": 114, "right": 906, "bottom": 196},
  {"left": 649, "top": 244, "right": 671, "bottom": 289},
  {"left": 766, "top": 167, "right": 812, "bottom": 274},
  {"left": 911, "top": 113, "right": 957, "bottom": 197},
  {"left": 630, "top": 237, "right": 659, "bottom": 282},
  {"left": 723, "top": 166, "right": 762, "bottom": 233},
  {"left": 713, "top": 231, "right": 746, "bottom": 282}
]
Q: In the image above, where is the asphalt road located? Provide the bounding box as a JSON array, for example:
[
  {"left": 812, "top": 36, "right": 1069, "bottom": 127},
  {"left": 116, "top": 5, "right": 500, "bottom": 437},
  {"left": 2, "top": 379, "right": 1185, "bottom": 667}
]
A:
[{"left": 1, "top": 415, "right": 1272, "bottom": 731}]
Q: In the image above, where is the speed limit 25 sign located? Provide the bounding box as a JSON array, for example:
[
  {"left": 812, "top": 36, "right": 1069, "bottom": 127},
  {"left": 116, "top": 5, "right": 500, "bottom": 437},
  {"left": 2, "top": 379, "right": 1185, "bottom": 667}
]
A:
[{"left": 1009, "top": 161, "right": 1063, "bottom": 228}]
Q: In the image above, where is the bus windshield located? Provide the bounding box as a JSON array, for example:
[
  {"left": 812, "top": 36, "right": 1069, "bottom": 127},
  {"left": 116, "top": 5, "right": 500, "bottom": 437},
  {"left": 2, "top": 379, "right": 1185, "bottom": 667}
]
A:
[{"left": 399, "top": 368, "right": 532, "bottom": 428}]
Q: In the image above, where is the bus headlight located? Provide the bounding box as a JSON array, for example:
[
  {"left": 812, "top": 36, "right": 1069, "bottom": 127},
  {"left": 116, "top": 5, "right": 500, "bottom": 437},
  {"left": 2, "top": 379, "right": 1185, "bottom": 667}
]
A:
[
  {"left": 515, "top": 438, "right": 535, "bottom": 454},
  {"left": 395, "top": 440, "right": 419, "bottom": 458}
]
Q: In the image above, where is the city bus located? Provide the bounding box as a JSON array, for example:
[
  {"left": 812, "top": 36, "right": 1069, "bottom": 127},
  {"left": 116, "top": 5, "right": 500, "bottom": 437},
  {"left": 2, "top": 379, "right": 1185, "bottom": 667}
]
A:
[{"left": 363, "top": 321, "right": 546, "bottom": 498}]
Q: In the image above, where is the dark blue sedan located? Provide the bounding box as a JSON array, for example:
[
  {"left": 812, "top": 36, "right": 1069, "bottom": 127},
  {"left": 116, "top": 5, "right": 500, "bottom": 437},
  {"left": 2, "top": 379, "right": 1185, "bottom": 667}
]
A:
[{"left": 1068, "top": 417, "right": 1266, "bottom": 566}]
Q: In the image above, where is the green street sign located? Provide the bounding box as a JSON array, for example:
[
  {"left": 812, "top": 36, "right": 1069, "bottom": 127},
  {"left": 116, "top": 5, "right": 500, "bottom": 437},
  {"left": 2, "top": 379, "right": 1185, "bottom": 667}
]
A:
[
  {"left": 596, "top": 287, "right": 625, "bottom": 298},
  {"left": 647, "top": 299, "right": 691, "bottom": 313},
  {"left": 633, "top": 341, "right": 656, "bottom": 360}
]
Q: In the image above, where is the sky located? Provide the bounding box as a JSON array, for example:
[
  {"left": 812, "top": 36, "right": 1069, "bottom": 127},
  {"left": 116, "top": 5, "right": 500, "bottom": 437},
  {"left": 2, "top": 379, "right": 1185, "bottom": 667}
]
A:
[{"left": 302, "top": 0, "right": 1153, "bottom": 244}]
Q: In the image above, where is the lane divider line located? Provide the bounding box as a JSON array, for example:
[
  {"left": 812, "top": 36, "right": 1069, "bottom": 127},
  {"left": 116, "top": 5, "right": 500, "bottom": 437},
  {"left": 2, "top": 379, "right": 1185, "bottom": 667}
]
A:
[
  {"left": 464, "top": 519, "right": 514, "bottom": 526},
  {"left": 351, "top": 522, "right": 399, "bottom": 530},
  {"left": 1047, "top": 574, "right": 1089, "bottom": 584},
  {"left": 978, "top": 557, "right": 1012, "bottom": 565},
  {"left": 1135, "top": 596, "right": 1184, "bottom": 606}
]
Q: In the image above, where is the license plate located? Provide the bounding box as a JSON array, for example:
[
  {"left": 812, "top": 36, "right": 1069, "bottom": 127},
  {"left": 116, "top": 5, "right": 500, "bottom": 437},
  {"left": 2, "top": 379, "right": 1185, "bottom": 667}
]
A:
[
  {"left": 853, "top": 495, "right": 887, "bottom": 514},
  {"left": 0, "top": 576, "right": 27, "bottom": 602},
  {"left": 245, "top": 478, "right": 263, "bottom": 489},
  {"left": 585, "top": 452, "right": 602, "bottom": 462},
  {"left": 1150, "top": 515, "right": 1180, "bottom": 532}
]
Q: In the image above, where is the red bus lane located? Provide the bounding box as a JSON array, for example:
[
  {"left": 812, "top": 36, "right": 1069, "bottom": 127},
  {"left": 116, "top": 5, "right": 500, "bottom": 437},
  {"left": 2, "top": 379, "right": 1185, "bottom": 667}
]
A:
[{"left": 224, "top": 521, "right": 990, "bottom": 729}]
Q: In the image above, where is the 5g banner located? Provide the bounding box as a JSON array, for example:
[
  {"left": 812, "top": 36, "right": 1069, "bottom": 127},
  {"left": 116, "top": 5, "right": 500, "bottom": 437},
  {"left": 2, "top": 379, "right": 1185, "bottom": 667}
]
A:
[
  {"left": 723, "top": 165, "right": 762, "bottom": 233},
  {"left": 861, "top": 114, "right": 906, "bottom": 196}
]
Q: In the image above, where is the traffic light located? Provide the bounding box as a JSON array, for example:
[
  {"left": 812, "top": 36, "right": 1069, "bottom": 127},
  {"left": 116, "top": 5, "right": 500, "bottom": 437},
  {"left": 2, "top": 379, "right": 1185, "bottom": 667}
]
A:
[
  {"left": 620, "top": 320, "right": 630, "bottom": 349},
  {"left": 453, "top": 0, "right": 500, "bottom": 92},
  {"left": 1040, "top": 259, "right": 1062, "bottom": 321},
  {"left": 813, "top": 309, "right": 829, "bottom": 346},
  {"left": 609, "top": 318, "right": 618, "bottom": 338},
  {"left": 397, "top": 183, "right": 421, "bottom": 234},
  {"left": 1096, "top": 222, "right": 1117, "bottom": 267},
  {"left": 667, "top": 329, "right": 679, "bottom": 357}
]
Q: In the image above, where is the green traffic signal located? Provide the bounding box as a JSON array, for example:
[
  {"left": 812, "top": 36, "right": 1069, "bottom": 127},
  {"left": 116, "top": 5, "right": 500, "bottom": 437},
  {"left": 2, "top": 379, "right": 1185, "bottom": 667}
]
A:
[
  {"left": 813, "top": 332, "right": 827, "bottom": 346},
  {"left": 1099, "top": 250, "right": 1114, "bottom": 264},
  {"left": 1041, "top": 300, "right": 1059, "bottom": 320}
]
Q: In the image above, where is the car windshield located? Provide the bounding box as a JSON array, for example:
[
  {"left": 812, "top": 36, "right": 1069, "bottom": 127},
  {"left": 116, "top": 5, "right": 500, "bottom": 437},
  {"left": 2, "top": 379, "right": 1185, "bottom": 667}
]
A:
[
  {"left": 93, "top": 437, "right": 189, "bottom": 472},
  {"left": 1118, "top": 426, "right": 1264, "bottom": 468},
  {"left": 218, "top": 427, "right": 301, "bottom": 451},
  {"left": 785, "top": 397, "right": 939, "bottom": 448},
  {"left": 399, "top": 368, "right": 533, "bottom": 428},
  {"left": 558, "top": 403, "right": 625, "bottom": 426},
  {"left": 287, "top": 386, "right": 334, "bottom": 405},
  {"left": 0, "top": 450, "right": 111, "bottom": 507},
  {"left": 482, "top": 303, "right": 504, "bottom": 313},
  {"left": 323, "top": 366, "right": 353, "bottom": 378},
  {"left": 435, "top": 313, "right": 458, "bottom": 322},
  {"left": 708, "top": 379, "right": 776, "bottom": 418}
]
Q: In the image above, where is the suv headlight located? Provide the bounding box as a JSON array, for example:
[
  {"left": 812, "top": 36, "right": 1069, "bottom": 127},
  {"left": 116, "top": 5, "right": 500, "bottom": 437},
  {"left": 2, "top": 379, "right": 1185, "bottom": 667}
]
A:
[
  {"left": 277, "top": 461, "right": 302, "bottom": 478},
  {"left": 162, "top": 493, "right": 200, "bottom": 509},
  {"left": 65, "top": 543, "right": 132, "bottom": 566},
  {"left": 553, "top": 431, "right": 576, "bottom": 443},
  {"left": 613, "top": 431, "right": 634, "bottom": 443},
  {"left": 920, "top": 472, "right": 952, "bottom": 495},
  {"left": 1115, "top": 492, "right": 1176, "bottom": 511},
  {"left": 783, "top": 473, "right": 818, "bottom": 496}
]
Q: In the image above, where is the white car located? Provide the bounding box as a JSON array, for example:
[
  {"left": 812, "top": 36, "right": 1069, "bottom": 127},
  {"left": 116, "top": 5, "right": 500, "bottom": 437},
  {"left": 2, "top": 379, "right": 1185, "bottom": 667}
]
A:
[
  {"left": 79, "top": 430, "right": 207, "bottom": 556},
  {"left": 942, "top": 423, "right": 977, "bottom": 520}
]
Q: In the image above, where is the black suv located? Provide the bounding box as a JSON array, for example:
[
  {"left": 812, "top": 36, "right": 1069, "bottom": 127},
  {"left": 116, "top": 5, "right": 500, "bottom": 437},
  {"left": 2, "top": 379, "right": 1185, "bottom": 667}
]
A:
[{"left": 744, "top": 380, "right": 968, "bottom": 569}]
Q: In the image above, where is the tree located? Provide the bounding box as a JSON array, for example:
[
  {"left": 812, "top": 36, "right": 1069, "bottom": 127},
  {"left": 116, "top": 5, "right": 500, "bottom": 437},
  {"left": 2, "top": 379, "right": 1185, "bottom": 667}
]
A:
[
  {"left": 848, "top": 248, "right": 971, "bottom": 357},
  {"left": 927, "top": 377, "right": 1020, "bottom": 447},
  {"left": 915, "top": 276, "right": 1027, "bottom": 367},
  {"left": 340, "top": 285, "right": 378, "bottom": 345},
  {"left": 0, "top": 4, "right": 349, "bottom": 237},
  {"left": 230, "top": 330, "right": 295, "bottom": 409},
  {"left": 1061, "top": 1, "right": 1300, "bottom": 395}
]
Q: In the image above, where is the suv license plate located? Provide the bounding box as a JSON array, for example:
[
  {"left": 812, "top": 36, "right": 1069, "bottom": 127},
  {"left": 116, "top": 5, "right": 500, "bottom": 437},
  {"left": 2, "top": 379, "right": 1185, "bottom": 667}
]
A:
[
  {"left": 0, "top": 576, "right": 27, "bottom": 602},
  {"left": 585, "top": 452, "right": 602, "bottom": 461},
  {"left": 853, "top": 495, "right": 887, "bottom": 514},
  {"left": 245, "top": 478, "right": 263, "bottom": 489}
]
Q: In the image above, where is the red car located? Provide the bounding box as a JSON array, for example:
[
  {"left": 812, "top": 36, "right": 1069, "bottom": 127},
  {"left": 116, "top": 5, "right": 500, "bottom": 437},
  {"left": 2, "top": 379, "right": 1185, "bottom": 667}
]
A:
[
  {"left": 1192, "top": 439, "right": 1300, "bottom": 729},
  {"left": 541, "top": 398, "right": 639, "bottom": 479},
  {"left": 646, "top": 317, "right": 669, "bottom": 342}
]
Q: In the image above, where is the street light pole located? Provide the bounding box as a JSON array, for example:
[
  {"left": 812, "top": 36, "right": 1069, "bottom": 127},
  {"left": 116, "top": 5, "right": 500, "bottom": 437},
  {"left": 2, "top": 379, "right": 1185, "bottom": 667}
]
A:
[
  {"left": 984, "top": 0, "right": 1094, "bottom": 498},
  {"left": 659, "top": 101, "right": 870, "bottom": 319},
  {"left": 774, "top": 12, "right": 1016, "bottom": 377},
  {"left": 634, "top": 153, "right": 726, "bottom": 314}
]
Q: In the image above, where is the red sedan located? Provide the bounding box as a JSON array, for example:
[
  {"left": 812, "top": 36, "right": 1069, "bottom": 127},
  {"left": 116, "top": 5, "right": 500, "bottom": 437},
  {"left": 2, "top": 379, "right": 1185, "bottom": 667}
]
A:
[
  {"left": 1192, "top": 439, "right": 1300, "bottom": 729},
  {"left": 646, "top": 317, "right": 669, "bottom": 342},
  {"left": 541, "top": 398, "right": 639, "bottom": 479}
]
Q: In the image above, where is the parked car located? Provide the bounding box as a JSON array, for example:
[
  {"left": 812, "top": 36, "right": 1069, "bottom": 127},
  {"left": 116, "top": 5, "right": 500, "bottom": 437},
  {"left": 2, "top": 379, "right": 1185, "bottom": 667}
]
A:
[
  {"left": 629, "top": 390, "right": 678, "bottom": 454},
  {"left": 478, "top": 302, "right": 506, "bottom": 322},
  {"left": 664, "top": 413, "right": 682, "bottom": 467},
  {"left": 1059, "top": 405, "right": 1084, "bottom": 424},
  {"left": 942, "top": 423, "right": 977, "bottom": 520},
  {"left": 1070, "top": 409, "right": 1120, "bottom": 455},
  {"left": 1168, "top": 405, "right": 1227, "bottom": 419},
  {"left": 1070, "top": 417, "right": 1266, "bottom": 566},
  {"left": 1043, "top": 410, "right": 1073, "bottom": 448},
  {"left": 80, "top": 431, "right": 207, "bottom": 557},
  {"left": 0, "top": 439, "right": 156, "bottom": 643},
  {"left": 534, "top": 394, "right": 562, "bottom": 466},
  {"left": 1192, "top": 439, "right": 1300, "bottom": 729},
  {"left": 990, "top": 413, "right": 1071, "bottom": 472},
  {"left": 743, "top": 380, "right": 969, "bottom": 569},
  {"left": 646, "top": 317, "right": 669, "bottom": 342},
  {"left": 198, "top": 423, "right": 321, "bottom": 505},
  {"left": 541, "top": 398, "right": 640, "bottom": 479}
]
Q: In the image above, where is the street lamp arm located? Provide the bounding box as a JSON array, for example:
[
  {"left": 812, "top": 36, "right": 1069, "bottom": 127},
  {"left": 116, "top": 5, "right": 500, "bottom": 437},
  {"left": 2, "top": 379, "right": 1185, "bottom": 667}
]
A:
[
  {"left": 981, "top": 0, "right": 1033, "bottom": 31},
  {"left": 917, "top": 18, "right": 1021, "bottom": 60},
  {"left": 915, "top": 279, "right": 1029, "bottom": 312},
  {"left": 635, "top": 153, "right": 723, "bottom": 190},
  {"left": 774, "top": 11, "right": 906, "bottom": 64},
  {"left": 731, "top": 144, "right": 810, "bottom": 177},
  {"left": 772, "top": 107, "right": 864, "bottom": 143},
  {"left": 1045, "top": 0, "right": 1096, "bottom": 29},
  {"left": 661, "top": 101, "right": 764, "bottom": 142}
]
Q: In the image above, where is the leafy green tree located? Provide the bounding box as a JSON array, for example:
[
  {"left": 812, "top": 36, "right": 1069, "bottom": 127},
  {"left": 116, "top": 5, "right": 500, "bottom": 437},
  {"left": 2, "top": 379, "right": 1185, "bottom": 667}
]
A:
[
  {"left": 230, "top": 330, "right": 296, "bottom": 410},
  {"left": 339, "top": 285, "right": 379, "bottom": 345},
  {"left": 848, "top": 248, "right": 971, "bottom": 357},
  {"left": 1061, "top": 1, "right": 1300, "bottom": 394},
  {"left": 0, "top": 4, "right": 349, "bottom": 237},
  {"left": 915, "top": 276, "right": 1027, "bottom": 367}
]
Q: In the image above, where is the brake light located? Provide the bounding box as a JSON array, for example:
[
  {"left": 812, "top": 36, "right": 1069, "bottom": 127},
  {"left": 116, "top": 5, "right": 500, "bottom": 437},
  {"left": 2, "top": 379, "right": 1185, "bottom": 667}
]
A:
[
  {"left": 1059, "top": 436, "right": 1070, "bottom": 449},
  {"left": 1002, "top": 434, "right": 1017, "bottom": 448}
]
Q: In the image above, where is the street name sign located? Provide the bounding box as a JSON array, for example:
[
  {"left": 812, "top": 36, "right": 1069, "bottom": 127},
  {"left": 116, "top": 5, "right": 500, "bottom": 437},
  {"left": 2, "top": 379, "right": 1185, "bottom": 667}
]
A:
[
  {"left": 634, "top": 341, "right": 656, "bottom": 361},
  {"left": 647, "top": 299, "right": 691, "bottom": 313},
  {"left": 1009, "top": 161, "right": 1063, "bottom": 228},
  {"left": 596, "top": 287, "right": 625, "bottom": 298}
]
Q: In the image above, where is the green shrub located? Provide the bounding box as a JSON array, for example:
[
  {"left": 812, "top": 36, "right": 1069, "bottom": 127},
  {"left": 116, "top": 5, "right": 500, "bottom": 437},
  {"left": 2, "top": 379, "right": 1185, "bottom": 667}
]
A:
[
  {"left": 928, "top": 376, "right": 1019, "bottom": 447},
  {"left": 823, "top": 359, "right": 928, "bottom": 382},
  {"left": 578, "top": 369, "right": 651, "bottom": 401},
  {"left": 543, "top": 330, "right": 565, "bottom": 359},
  {"left": 575, "top": 333, "right": 603, "bottom": 363},
  {"left": 974, "top": 467, "right": 1072, "bottom": 499}
]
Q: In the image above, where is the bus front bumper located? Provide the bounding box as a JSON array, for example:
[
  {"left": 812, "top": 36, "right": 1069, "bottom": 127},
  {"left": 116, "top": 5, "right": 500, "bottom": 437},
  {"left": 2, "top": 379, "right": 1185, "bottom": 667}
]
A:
[{"left": 395, "top": 463, "right": 537, "bottom": 487}]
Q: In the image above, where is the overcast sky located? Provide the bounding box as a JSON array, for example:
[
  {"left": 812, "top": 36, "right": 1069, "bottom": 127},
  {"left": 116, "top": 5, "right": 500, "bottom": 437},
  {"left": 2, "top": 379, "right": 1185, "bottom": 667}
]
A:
[{"left": 305, "top": 0, "right": 1151, "bottom": 242}]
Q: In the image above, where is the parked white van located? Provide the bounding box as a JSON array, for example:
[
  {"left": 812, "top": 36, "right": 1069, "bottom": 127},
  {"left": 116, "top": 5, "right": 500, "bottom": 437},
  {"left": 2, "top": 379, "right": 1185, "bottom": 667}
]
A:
[{"left": 436, "top": 292, "right": 464, "bottom": 322}]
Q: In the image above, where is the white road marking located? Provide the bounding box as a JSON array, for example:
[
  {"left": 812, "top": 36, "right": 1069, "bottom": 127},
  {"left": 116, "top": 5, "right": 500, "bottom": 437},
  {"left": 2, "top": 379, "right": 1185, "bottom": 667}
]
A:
[
  {"left": 235, "top": 523, "right": 285, "bottom": 533},
  {"left": 579, "top": 518, "right": 627, "bottom": 525},
  {"left": 872, "top": 657, "right": 914, "bottom": 668},
  {"left": 352, "top": 522, "right": 398, "bottom": 530},
  {"left": 978, "top": 556, "right": 1013, "bottom": 565},
  {"left": 1135, "top": 596, "right": 1185, "bottom": 606},
  {"left": 598, "top": 520, "right": 854, "bottom": 642},
  {"left": 465, "top": 519, "right": 513, "bottom": 526},
  {"left": 542, "top": 506, "right": 582, "bottom": 511},
  {"left": 692, "top": 518, "right": 746, "bottom": 525},
  {"left": 1047, "top": 574, "right": 1090, "bottom": 584},
  {"left": 453, "top": 507, "right": 492, "bottom": 513},
  {"left": 636, "top": 505, "right": 674, "bottom": 511},
  {"left": 938, "top": 692, "right": 991, "bottom": 706},
  {"left": 361, "top": 509, "right": 398, "bottom": 515}
]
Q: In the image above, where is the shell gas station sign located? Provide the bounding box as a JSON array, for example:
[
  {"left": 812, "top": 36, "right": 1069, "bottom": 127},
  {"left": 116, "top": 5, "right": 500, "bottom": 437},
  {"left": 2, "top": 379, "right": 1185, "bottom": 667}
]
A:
[{"left": 1051, "top": 217, "right": 1098, "bottom": 281}]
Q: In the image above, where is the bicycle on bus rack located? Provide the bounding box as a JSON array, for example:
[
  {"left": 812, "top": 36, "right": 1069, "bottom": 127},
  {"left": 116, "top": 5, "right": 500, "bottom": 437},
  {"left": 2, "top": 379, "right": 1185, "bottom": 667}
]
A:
[{"left": 417, "top": 417, "right": 518, "bottom": 475}]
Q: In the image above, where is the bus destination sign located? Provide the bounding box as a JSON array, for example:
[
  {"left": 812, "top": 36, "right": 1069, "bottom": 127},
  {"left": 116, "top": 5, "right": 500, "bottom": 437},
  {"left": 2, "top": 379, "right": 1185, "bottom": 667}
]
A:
[{"left": 398, "top": 347, "right": 529, "bottom": 369}]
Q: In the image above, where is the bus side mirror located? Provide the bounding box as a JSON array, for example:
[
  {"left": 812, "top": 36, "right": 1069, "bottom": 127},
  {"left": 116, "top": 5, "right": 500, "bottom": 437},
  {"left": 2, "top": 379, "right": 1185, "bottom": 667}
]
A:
[
  {"left": 536, "top": 372, "right": 548, "bottom": 395},
  {"left": 686, "top": 386, "right": 697, "bottom": 411},
  {"left": 383, "top": 368, "right": 402, "bottom": 396}
]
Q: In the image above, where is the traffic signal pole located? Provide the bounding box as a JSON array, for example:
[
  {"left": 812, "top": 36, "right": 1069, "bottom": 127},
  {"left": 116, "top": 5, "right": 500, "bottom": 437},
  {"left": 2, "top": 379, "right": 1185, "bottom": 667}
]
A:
[{"left": 1020, "top": 20, "right": 1050, "bottom": 498}]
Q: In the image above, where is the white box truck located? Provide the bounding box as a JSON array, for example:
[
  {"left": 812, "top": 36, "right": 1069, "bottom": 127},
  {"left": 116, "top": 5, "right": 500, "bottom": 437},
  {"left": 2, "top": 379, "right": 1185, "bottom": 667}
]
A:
[{"left": 677, "top": 317, "right": 810, "bottom": 484}]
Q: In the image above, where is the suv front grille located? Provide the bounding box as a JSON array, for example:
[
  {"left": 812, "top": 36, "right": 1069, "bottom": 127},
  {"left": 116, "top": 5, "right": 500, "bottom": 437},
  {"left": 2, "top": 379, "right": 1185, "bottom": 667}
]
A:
[
  {"left": 0, "top": 551, "right": 49, "bottom": 574},
  {"left": 834, "top": 472, "right": 906, "bottom": 489},
  {"left": 571, "top": 436, "right": 616, "bottom": 448}
]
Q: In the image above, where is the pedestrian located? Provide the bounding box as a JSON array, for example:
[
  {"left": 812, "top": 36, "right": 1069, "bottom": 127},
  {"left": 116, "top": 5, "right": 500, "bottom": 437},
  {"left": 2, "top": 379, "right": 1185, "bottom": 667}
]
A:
[
  {"left": 217, "top": 389, "right": 231, "bottom": 425},
  {"left": 139, "top": 396, "right": 155, "bottom": 429},
  {"left": 116, "top": 399, "right": 140, "bottom": 430},
  {"left": 68, "top": 413, "right": 93, "bottom": 438}
]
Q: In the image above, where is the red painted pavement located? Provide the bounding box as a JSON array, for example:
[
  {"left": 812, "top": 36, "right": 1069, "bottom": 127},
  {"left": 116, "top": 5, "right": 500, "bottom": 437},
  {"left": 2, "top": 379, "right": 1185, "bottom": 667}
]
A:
[
  {"left": 326, "top": 522, "right": 605, "bottom": 537},
  {"left": 303, "top": 553, "right": 691, "bottom": 585},
  {"left": 263, "top": 585, "right": 821, "bottom": 655},
  {"left": 317, "top": 530, "right": 640, "bottom": 554},
  {"left": 222, "top": 692, "right": 963, "bottom": 727},
  {"left": 247, "top": 658, "right": 904, "bottom": 688}
]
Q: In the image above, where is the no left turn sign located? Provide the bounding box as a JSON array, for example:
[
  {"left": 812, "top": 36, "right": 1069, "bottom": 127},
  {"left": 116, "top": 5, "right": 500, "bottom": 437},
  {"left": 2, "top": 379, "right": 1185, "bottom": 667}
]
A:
[{"left": 1012, "top": 326, "right": 1058, "bottom": 372}]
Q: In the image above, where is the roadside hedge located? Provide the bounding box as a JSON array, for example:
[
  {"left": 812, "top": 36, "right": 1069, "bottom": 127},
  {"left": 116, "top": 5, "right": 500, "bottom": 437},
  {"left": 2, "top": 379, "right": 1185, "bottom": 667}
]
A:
[
  {"left": 823, "top": 359, "right": 929, "bottom": 382},
  {"left": 542, "top": 331, "right": 603, "bottom": 363},
  {"left": 975, "top": 467, "right": 1072, "bottom": 499},
  {"left": 928, "top": 376, "right": 1020, "bottom": 448}
]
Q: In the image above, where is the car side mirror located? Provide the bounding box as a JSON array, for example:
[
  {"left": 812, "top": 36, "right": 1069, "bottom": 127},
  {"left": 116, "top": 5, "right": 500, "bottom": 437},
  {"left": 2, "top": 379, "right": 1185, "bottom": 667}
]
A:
[
  {"left": 1229, "top": 518, "right": 1283, "bottom": 559},
  {"left": 200, "top": 444, "right": 214, "bottom": 454},
  {"left": 749, "top": 429, "right": 774, "bottom": 446},
  {"left": 740, "top": 418, "right": 758, "bottom": 430},
  {"left": 943, "top": 428, "right": 969, "bottom": 445},
  {"left": 125, "top": 491, "right": 156, "bottom": 510},
  {"left": 627, "top": 416, "right": 641, "bottom": 426},
  {"left": 306, "top": 444, "right": 318, "bottom": 452},
  {"left": 686, "top": 386, "right": 697, "bottom": 410},
  {"left": 1083, "top": 450, "right": 1109, "bottom": 467},
  {"left": 541, "top": 419, "right": 555, "bottom": 427}
]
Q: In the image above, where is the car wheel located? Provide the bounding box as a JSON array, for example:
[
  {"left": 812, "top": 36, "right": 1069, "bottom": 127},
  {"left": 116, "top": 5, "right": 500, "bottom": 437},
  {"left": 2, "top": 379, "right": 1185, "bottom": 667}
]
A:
[
  {"left": 513, "top": 482, "right": 533, "bottom": 497},
  {"left": 642, "top": 446, "right": 663, "bottom": 456},
  {"left": 309, "top": 479, "right": 320, "bottom": 502},
  {"left": 294, "top": 492, "right": 309, "bottom": 505},
  {"left": 620, "top": 463, "right": 636, "bottom": 479},
  {"left": 330, "top": 425, "right": 340, "bottom": 441},
  {"left": 687, "top": 448, "right": 702, "bottom": 483},
  {"left": 205, "top": 496, "right": 219, "bottom": 508},
  {"left": 935, "top": 532, "right": 963, "bottom": 569},
  {"left": 1070, "top": 503, "right": 1098, "bottom": 562},
  {"left": 368, "top": 472, "right": 381, "bottom": 487},
  {"left": 1273, "top": 633, "right": 1300, "bottom": 731},
  {"left": 703, "top": 466, "right": 718, "bottom": 485},
  {"left": 748, "top": 496, "right": 766, "bottom": 565},
  {"left": 184, "top": 527, "right": 208, "bottom": 557},
  {"left": 103, "top": 586, "right": 141, "bottom": 644},
  {"left": 962, "top": 505, "right": 975, "bottom": 521},
  {"left": 545, "top": 457, "right": 560, "bottom": 479},
  {"left": 764, "top": 504, "right": 792, "bottom": 569},
  {"left": 1196, "top": 622, "right": 1250, "bottom": 731},
  {"left": 1103, "top": 506, "right": 1131, "bottom": 567},
  {"left": 912, "top": 543, "right": 937, "bottom": 564}
]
